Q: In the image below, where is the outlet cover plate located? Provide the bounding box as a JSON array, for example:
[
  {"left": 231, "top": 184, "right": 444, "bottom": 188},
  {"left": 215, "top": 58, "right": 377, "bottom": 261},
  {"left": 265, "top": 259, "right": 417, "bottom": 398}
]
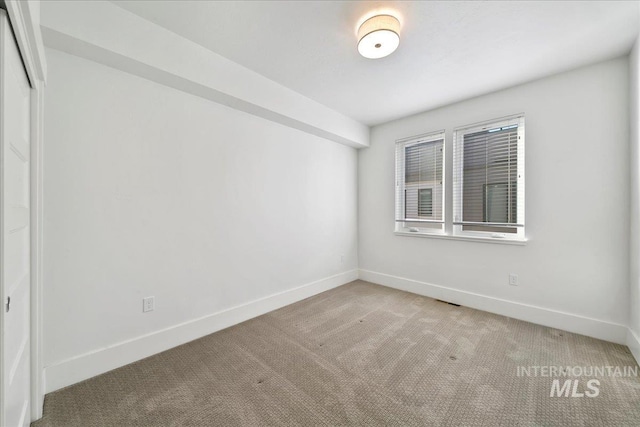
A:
[
  {"left": 509, "top": 274, "right": 518, "bottom": 286},
  {"left": 143, "top": 296, "right": 155, "bottom": 312}
]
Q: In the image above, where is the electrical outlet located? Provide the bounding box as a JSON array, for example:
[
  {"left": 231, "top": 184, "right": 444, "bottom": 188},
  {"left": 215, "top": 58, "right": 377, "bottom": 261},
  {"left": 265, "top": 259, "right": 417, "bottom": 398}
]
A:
[
  {"left": 143, "top": 296, "right": 155, "bottom": 312},
  {"left": 509, "top": 274, "right": 518, "bottom": 286}
]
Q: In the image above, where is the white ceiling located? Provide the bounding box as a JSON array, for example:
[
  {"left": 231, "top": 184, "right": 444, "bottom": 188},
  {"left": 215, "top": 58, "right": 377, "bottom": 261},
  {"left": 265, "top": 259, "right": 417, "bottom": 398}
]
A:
[{"left": 112, "top": 1, "right": 639, "bottom": 126}]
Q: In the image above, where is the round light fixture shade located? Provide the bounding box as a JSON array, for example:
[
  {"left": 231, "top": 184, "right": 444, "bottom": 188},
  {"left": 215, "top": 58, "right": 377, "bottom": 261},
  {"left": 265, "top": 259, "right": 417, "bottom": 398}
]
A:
[{"left": 357, "top": 14, "right": 400, "bottom": 59}]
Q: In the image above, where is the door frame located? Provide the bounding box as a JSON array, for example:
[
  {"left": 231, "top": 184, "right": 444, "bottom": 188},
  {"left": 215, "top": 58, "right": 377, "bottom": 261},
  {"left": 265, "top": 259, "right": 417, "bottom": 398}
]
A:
[{"left": 3, "top": 0, "right": 47, "bottom": 421}]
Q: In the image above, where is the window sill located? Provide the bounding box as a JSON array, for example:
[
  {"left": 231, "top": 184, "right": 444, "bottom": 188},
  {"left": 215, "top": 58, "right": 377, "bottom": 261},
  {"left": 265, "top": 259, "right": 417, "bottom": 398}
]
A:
[{"left": 394, "top": 230, "right": 528, "bottom": 245}]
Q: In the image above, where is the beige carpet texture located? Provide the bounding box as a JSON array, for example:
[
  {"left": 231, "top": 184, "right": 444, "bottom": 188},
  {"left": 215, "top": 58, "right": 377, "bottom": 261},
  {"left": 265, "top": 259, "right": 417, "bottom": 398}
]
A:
[{"left": 33, "top": 280, "right": 640, "bottom": 426}]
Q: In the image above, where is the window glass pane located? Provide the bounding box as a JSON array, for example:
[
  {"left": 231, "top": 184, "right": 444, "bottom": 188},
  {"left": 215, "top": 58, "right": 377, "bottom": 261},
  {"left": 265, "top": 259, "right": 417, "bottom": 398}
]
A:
[
  {"left": 405, "top": 142, "right": 442, "bottom": 184},
  {"left": 398, "top": 138, "right": 443, "bottom": 222},
  {"left": 484, "top": 183, "right": 517, "bottom": 223},
  {"left": 462, "top": 127, "right": 518, "bottom": 225},
  {"left": 418, "top": 188, "right": 433, "bottom": 216}
]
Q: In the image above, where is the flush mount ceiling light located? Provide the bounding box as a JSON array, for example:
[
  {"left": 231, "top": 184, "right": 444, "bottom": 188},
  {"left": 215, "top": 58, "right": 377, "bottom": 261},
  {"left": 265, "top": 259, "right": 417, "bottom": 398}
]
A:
[{"left": 357, "top": 14, "right": 401, "bottom": 59}]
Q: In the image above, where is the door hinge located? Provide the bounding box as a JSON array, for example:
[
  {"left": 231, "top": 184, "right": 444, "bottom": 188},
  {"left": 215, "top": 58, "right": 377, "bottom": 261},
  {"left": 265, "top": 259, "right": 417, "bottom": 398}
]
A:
[{"left": 5, "top": 296, "right": 10, "bottom": 312}]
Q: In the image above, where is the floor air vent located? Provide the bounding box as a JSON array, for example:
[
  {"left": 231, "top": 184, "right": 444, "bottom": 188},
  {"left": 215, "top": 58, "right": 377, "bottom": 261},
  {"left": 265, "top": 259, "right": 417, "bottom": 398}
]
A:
[{"left": 436, "top": 299, "right": 461, "bottom": 307}]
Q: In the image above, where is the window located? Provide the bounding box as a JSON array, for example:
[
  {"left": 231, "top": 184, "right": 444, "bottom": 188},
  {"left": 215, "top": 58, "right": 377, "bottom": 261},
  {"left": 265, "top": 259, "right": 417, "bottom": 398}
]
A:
[
  {"left": 395, "top": 131, "right": 444, "bottom": 233},
  {"left": 394, "top": 115, "right": 525, "bottom": 243},
  {"left": 453, "top": 114, "right": 525, "bottom": 240}
]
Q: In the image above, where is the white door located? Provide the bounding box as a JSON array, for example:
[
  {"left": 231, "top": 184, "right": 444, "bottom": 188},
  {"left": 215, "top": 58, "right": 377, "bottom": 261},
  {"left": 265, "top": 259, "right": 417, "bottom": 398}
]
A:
[{"left": 0, "top": 8, "right": 31, "bottom": 427}]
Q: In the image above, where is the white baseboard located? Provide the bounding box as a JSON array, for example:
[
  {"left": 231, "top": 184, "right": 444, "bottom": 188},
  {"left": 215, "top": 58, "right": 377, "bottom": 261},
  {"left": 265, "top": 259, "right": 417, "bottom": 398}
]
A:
[
  {"left": 44, "top": 270, "right": 358, "bottom": 393},
  {"left": 359, "top": 269, "right": 628, "bottom": 345},
  {"left": 627, "top": 328, "right": 640, "bottom": 365}
]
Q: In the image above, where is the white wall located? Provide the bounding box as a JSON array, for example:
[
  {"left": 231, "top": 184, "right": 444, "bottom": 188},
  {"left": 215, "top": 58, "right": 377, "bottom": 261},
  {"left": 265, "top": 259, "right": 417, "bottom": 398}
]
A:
[
  {"left": 629, "top": 37, "right": 640, "bottom": 360},
  {"left": 27, "top": 0, "right": 39, "bottom": 26},
  {"left": 359, "top": 58, "right": 630, "bottom": 343},
  {"left": 42, "top": 48, "right": 358, "bottom": 391},
  {"left": 41, "top": 0, "right": 369, "bottom": 148}
]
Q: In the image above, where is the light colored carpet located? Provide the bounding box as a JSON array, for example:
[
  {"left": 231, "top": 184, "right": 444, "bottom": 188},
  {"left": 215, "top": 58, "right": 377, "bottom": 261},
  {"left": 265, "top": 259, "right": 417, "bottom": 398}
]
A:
[{"left": 33, "top": 280, "right": 640, "bottom": 426}]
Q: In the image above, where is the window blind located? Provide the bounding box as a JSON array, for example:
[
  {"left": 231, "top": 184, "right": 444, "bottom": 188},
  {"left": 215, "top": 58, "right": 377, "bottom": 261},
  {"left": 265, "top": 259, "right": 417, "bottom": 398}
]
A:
[
  {"left": 395, "top": 132, "right": 444, "bottom": 224},
  {"left": 453, "top": 115, "right": 524, "bottom": 232}
]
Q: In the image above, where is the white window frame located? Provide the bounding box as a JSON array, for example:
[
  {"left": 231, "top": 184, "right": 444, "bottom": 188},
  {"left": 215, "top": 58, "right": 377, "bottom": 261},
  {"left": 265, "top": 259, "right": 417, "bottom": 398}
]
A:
[
  {"left": 452, "top": 114, "right": 525, "bottom": 241},
  {"left": 395, "top": 130, "right": 445, "bottom": 235}
]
